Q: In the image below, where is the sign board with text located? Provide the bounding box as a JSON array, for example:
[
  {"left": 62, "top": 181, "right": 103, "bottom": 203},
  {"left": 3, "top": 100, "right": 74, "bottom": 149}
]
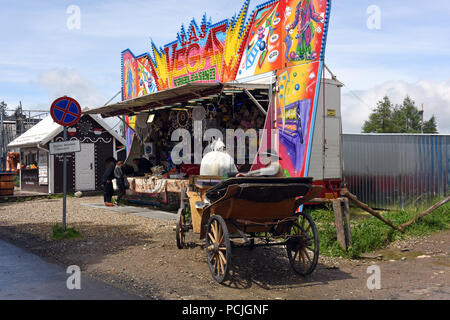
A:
[{"left": 49, "top": 140, "right": 81, "bottom": 155}]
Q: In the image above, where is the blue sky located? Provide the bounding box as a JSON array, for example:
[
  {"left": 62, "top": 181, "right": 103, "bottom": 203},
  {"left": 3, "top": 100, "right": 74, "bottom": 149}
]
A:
[{"left": 1, "top": 0, "right": 449, "bottom": 132}]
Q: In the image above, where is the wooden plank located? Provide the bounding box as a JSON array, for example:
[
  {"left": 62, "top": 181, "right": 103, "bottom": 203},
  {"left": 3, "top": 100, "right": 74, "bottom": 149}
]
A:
[
  {"left": 342, "top": 197, "right": 352, "bottom": 247},
  {"left": 332, "top": 199, "right": 347, "bottom": 250},
  {"left": 186, "top": 191, "right": 203, "bottom": 234},
  {"left": 294, "top": 185, "right": 324, "bottom": 207}
]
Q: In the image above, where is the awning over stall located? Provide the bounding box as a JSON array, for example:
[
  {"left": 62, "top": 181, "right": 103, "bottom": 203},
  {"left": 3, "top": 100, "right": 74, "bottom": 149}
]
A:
[{"left": 83, "top": 82, "right": 270, "bottom": 118}]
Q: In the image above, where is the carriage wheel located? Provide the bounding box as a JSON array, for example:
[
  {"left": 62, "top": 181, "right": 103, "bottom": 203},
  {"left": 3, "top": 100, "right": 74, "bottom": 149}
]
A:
[
  {"left": 205, "top": 215, "right": 231, "bottom": 284},
  {"left": 176, "top": 208, "right": 186, "bottom": 249},
  {"left": 286, "top": 212, "right": 319, "bottom": 276}
]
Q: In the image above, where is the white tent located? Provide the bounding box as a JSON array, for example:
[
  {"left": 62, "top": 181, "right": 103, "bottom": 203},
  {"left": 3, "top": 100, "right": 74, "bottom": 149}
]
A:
[{"left": 8, "top": 115, "right": 125, "bottom": 148}]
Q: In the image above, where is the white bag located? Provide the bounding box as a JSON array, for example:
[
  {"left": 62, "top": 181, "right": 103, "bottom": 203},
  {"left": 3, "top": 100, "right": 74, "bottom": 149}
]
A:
[{"left": 200, "top": 151, "right": 237, "bottom": 176}]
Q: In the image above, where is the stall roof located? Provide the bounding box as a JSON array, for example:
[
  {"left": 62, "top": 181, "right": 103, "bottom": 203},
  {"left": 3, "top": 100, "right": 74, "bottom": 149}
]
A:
[
  {"left": 83, "top": 82, "right": 270, "bottom": 118},
  {"left": 8, "top": 115, "right": 126, "bottom": 148},
  {"left": 7, "top": 116, "right": 61, "bottom": 148}
]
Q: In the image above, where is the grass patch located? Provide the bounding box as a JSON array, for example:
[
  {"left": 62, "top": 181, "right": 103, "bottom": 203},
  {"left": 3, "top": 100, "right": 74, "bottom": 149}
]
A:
[
  {"left": 306, "top": 200, "right": 450, "bottom": 259},
  {"left": 14, "top": 175, "right": 20, "bottom": 187},
  {"left": 50, "top": 224, "right": 82, "bottom": 240}
]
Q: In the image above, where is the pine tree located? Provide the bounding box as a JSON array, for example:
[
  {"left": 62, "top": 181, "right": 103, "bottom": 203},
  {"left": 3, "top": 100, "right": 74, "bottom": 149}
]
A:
[
  {"left": 423, "top": 115, "right": 438, "bottom": 133},
  {"left": 362, "top": 96, "right": 438, "bottom": 134},
  {"left": 362, "top": 96, "right": 394, "bottom": 133}
]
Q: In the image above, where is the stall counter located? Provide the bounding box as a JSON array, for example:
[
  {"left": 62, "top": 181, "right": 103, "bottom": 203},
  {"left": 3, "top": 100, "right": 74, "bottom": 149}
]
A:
[{"left": 113, "top": 176, "right": 189, "bottom": 210}]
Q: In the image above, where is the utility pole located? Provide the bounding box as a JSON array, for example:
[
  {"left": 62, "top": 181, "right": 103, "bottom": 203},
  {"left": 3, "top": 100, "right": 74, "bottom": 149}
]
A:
[
  {"left": 18, "top": 101, "right": 25, "bottom": 136},
  {"left": 420, "top": 104, "right": 424, "bottom": 134},
  {"left": 0, "top": 101, "right": 6, "bottom": 170}
]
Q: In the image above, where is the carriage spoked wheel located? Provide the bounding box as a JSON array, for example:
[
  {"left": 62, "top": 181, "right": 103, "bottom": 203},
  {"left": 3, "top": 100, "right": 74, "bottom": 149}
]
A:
[
  {"left": 176, "top": 208, "right": 186, "bottom": 249},
  {"left": 205, "top": 215, "right": 231, "bottom": 283},
  {"left": 286, "top": 212, "right": 319, "bottom": 276}
]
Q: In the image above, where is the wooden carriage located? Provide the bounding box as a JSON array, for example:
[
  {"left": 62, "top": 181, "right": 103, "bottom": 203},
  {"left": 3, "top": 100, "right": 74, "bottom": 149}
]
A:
[{"left": 176, "top": 175, "right": 322, "bottom": 283}]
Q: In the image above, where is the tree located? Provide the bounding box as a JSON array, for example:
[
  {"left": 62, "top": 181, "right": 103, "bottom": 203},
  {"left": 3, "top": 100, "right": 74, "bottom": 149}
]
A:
[
  {"left": 362, "top": 96, "right": 395, "bottom": 133},
  {"left": 423, "top": 115, "right": 438, "bottom": 134},
  {"left": 362, "top": 96, "right": 438, "bottom": 134}
]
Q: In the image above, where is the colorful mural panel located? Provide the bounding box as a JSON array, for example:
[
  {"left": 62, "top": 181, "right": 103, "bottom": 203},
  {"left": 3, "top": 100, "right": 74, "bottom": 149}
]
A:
[
  {"left": 125, "top": 115, "right": 136, "bottom": 156},
  {"left": 122, "top": 50, "right": 158, "bottom": 101},
  {"left": 122, "top": 51, "right": 137, "bottom": 101},
  {"left": 136, "top": 56, "right": 158, "bottom": 96},
  {"left": 236, "top": 0, "right": 283, "bottom": 80},
  {"left": 276, "top": 60, "right": 322, "bottom": 177},
  {"left": 122, "top": 50, "right": 158, "bottom": 155},
  {"left": 283, "top": 0, "right": 328, "bottom": 67}
]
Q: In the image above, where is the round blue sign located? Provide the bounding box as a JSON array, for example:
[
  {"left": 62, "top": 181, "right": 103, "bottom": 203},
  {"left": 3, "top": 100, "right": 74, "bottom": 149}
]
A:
[{"left": 50, "top": 97, "right": 81, "bottom": 126}]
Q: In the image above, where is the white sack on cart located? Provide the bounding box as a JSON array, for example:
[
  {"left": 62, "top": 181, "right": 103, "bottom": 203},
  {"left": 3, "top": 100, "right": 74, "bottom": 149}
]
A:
[{"left": 200, "top": 139, "right": 237, "bottom": 176}]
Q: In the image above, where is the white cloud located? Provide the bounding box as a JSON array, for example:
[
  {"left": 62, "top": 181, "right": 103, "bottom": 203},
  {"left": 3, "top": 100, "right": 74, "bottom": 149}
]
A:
[
  {"left": 37, "top": 68, "right": 107, "bottom": 108},
  {"left": 341, "top": 79, "right": 450, "bottom": 134},
  {"left": 35, "top": 68, "right": 122, "bottom": 131}
]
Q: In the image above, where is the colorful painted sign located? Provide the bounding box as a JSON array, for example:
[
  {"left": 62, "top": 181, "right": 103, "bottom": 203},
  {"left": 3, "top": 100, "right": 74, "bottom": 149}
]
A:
[
  {"left": 164, "top": 18, "right": 227, "bottom": 88},
  {"left": 122, "top": 0, "right": 251, "bottom": 94},
  {"left": 121, "top": 0, "right": 329, "bottom": 94}
]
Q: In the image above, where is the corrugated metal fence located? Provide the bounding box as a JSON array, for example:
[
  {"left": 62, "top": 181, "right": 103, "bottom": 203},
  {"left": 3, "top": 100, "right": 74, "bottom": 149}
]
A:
[{"left": 342, "top": 134, "right": 449, "bottom": 209}]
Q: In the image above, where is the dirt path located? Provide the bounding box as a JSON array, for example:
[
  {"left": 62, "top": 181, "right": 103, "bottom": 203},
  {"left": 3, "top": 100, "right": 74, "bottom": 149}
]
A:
[{"left": 0, "top": 196, "right": 448, "bottom": 300}]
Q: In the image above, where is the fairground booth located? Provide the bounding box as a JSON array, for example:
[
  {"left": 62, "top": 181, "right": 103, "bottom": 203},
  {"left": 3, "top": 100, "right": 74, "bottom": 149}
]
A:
[
  {"left": 84, "top": 0, "right": 334, "bottom": 210},
  {"left": 7, "top": 115, "right": 126, "bottom": 194}
]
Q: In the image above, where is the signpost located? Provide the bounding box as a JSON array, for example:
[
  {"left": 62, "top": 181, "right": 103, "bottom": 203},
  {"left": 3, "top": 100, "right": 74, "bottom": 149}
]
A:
[
  {"left": 50, "top": 96, "right": 82, "bottom": 231},
  {"left": 49, "top": 140, "right": 81, "bottom": 155}
]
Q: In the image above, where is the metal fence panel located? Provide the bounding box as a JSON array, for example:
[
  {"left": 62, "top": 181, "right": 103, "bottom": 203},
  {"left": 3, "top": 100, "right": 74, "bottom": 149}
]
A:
[{"left": 342, "top": 134, "right": 449, "bottom": 209}]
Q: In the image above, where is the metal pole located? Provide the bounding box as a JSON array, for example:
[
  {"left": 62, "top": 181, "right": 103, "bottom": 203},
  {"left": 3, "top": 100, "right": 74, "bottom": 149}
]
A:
[
  {"left": 421, "top": 104, "right": 424, "bottom": 134},
  {"left": 0, "top": 103, "right": 4, "bottom": 171},
  {"left": 103, "top": 90, "right": 122, "bottom": 107},
  {"left": 118, "top": 115, "right": 144, "bottom": 146},
  {"left": 62, "top": 126, "right": 67, "bottom": 231},
  {"left": 19, "top": 101, "right": 24, "bottom": 136},
  {"left": 244, "top": 89, "right": 267, "bottom": 116},
  {"left": 323, "top": 63, "right": 337, "bottom": 80},
  {"left": 322, "top": 66, "right": 326, "bottom": 180}
]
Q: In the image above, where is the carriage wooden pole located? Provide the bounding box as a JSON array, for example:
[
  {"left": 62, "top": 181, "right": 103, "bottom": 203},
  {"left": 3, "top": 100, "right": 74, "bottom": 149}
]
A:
[{"left": 342, "top": 197, "right": 352, "bottom": 246}]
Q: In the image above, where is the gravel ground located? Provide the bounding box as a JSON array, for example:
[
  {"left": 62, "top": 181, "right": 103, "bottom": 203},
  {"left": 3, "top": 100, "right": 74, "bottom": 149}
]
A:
[{"left": 0, "top": 196, "right": 448, "bottom": 300}]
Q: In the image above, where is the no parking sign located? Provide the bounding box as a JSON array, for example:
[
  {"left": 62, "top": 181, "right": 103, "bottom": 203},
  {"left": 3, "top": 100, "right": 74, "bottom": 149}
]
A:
[
  {"left": 50, "top": 96, "right": 82, "bottom": 232},
  {"left": 50, "top": 96, "right": 81, "bottom": 127}
]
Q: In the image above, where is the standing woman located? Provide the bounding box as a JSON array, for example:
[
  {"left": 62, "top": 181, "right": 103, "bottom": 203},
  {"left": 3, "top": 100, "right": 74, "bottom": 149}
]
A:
[
  {"left": 102, "top": 157, "right": 116, "bottom": 207},
  {"left": 114, "top": 161, "right": 126, "bottom": 206}
]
